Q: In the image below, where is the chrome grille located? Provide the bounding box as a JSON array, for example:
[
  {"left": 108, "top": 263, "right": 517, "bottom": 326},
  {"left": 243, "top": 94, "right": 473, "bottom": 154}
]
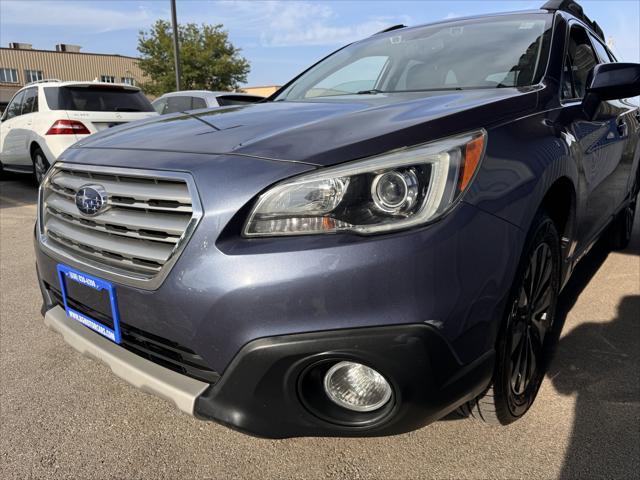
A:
[{"left": 38, "top": 163, "right": 202, "bottom": 289}]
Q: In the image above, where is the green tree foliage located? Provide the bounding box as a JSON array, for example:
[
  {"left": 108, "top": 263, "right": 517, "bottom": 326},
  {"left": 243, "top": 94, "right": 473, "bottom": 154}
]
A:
[{"left": 137, "top": 20, "right": 250, "bottom": 95}]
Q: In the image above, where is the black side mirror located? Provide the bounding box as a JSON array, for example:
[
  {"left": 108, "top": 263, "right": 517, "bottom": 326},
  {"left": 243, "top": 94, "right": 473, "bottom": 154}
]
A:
[
  {"left": 587, "top": 62, "right": 640, "bottom": 100},
  {"left": 583, "top": 62, "right": 640, "bottom": 118}
]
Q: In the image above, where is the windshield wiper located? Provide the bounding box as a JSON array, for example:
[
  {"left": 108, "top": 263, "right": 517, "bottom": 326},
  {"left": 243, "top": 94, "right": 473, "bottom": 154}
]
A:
[
  {"left": 399, "top": 87, "right": 464, "bottom": 92},
  {"left": 180, "top": 111, "right": 220, "bottom": 131},
  {"left": 114, "top": 107, "right": 142, "bottom": 112},
  {"left": 356, "top": 89, "right": 386, "bottom": 95},
  {"left": 273, "top": 89, "right": 386, "bottom": 101}
]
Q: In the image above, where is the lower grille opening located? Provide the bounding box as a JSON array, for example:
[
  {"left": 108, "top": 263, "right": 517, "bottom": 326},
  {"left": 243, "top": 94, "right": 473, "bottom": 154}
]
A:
[{"left": 46, "top": 283, "right": 219, "bottom": 384}]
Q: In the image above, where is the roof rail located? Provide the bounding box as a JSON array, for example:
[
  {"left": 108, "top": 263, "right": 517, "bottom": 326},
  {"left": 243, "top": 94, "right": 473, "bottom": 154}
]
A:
[
  {"left": 25, "top": 78, "right": 62, "bottom": 86},
  {"left": 542, "top": 0, "right": 605, "bottom": 40},
  {"left": 373, "top": 24, "right": 406, "bottom": 35}
]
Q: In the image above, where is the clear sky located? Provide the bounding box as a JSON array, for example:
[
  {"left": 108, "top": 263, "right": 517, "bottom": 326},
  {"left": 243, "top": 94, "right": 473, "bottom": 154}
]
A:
[{"left": 1, "top": 0, "right": 638, "bottom": 86}]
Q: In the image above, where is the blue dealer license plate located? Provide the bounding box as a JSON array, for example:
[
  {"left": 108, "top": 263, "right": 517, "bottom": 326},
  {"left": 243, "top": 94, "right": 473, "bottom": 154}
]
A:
[{"left": 57, "top": 264, "right": 122, "bottom": 344}]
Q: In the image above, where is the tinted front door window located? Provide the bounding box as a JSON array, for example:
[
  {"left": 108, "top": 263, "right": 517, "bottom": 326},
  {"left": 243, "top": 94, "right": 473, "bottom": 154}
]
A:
[
  {"left": 564, "top": 26, "right": 598, "bottom": 99},
  {"left": 5, "top": 90, "right": 25, "bottom": 120},
  {"left": 589, "top": 34, "right": 613, "bottom": 64},
  {"left": 21, "top": 88, "right": 38, "bottom": 114}
]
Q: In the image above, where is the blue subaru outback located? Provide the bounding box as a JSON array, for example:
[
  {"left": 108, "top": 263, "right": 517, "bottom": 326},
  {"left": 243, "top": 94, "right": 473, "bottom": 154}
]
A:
[{"left": 35, "top": 0, "right": 640, "bottom": 437}]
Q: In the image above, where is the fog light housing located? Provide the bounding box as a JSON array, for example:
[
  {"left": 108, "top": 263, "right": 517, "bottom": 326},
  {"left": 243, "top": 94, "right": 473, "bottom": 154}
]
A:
[{"left": 323, "top": 361, "right": 392, "bottom": 412}]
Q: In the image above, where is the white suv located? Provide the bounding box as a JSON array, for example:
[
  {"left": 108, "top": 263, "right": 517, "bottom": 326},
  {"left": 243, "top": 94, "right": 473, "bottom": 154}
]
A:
[
  {"left": 0, "top": 80, "right": 158, "bottom": 183},
  {"left": 152, "top": 90, "right": 264, "bottom": 114}
]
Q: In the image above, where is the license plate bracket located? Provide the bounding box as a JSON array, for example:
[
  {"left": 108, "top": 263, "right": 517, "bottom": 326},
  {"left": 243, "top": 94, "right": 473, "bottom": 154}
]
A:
[{"left": 56, "top": 264, "right": 122, "bottom": 344}]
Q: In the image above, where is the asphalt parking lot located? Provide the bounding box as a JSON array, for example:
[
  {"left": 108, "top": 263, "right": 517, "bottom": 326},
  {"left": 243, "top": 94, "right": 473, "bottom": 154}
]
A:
[{"left": 1, "top": 172, "right": 638, "bottom": 480}]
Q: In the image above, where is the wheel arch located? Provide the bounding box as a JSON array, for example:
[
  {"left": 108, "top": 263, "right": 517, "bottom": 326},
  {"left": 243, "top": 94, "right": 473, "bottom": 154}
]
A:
[
  {"left": 536, "top": 176, "right": 577, "bottom": 284},
  {"left": 540, "top": 176, "right": 576, "bottom": 247},
  {"left": 29, "top": 141, "right": 43, "bottom": 159}
]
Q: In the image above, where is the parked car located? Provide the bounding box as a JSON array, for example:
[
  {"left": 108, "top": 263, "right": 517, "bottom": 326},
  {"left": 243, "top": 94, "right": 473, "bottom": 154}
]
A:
[
  {"left": 0, "top": 80, "right": 157, "bottom": 183},
  {"left": 35, "top": 0, "right": 639, "bottom": 438},
  {"left": 151, "top": 90, "right": 264, "bottom": 114}
]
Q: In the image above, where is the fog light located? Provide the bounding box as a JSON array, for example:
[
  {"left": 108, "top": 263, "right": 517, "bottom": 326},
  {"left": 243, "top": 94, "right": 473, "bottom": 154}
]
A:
[{"left": 323, "top": 361, "right": 392, "bottom": 412}]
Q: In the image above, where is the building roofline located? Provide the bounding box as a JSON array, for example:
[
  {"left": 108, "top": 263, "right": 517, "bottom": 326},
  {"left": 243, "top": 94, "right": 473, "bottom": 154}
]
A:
[{"left": 0, "top": 47, "right": 139, "bottom": 60}]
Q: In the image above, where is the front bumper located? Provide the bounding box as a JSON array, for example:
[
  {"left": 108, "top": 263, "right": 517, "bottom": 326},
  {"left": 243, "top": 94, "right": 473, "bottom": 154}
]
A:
[
  {"left": 40, "top": 301, "right": 493, "bottom": 438},
  {"left": 36, "top": 217, "right": 502, "bottom": 437}
]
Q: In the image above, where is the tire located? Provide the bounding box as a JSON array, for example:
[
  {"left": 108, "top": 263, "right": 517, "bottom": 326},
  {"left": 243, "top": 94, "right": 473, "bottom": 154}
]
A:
[
  {"left": 32, "top": 147, "right": 51, "bottom": 185},
  {"left": 607, "top": 198, "right": 636, "bottom": 251},
  {"left": 459, "top": 212, "right": 561, "bottom": 425}
]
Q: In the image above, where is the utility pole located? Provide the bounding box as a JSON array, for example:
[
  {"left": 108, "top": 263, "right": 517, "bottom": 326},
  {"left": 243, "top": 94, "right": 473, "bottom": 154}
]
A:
[{"left": 170, "top": 0, "right": 181, "bottom": 90}]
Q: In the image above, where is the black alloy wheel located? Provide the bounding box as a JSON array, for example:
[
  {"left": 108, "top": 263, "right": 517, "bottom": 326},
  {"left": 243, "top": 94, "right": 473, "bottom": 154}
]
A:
[
  {"left": 460, "top": 212, "right": 560, "bottom": 424},
  {"left": 505, "top": 241, "right": 555, "bottom": 416}
]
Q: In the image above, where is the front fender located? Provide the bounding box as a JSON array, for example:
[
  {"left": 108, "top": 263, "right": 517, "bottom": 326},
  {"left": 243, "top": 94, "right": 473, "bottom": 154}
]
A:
[{"left": 465, "top": 110, "right": 580, "bottom": 234}]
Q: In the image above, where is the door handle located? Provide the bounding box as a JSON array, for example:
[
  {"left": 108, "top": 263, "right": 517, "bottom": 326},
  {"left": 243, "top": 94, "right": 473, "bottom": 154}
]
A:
[{"left": 617, "top": 119, "right": 628, "bottom": 138}]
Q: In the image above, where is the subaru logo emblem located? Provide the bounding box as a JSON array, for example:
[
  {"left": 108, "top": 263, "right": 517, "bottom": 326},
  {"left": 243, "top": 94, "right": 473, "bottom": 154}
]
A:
[{"left": 75, "top": 184, "right": 109, "bottom": 216}]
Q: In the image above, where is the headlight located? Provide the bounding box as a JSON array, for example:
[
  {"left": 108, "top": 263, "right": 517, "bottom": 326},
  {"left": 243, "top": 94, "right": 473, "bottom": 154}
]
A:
[{"left": 243, "top": 130, "right": 486, "bottom": 236}]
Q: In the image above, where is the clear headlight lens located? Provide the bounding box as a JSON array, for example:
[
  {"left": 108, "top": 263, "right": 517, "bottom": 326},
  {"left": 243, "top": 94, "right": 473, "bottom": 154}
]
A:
[{"left": 243, "top": 130, "right": 486, "bottom": 236}]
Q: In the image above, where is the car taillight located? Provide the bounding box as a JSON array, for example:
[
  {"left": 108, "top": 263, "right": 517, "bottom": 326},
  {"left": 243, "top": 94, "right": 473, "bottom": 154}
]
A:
[{"left": 46, "top": 120, "right": 91, "bottom": 135}]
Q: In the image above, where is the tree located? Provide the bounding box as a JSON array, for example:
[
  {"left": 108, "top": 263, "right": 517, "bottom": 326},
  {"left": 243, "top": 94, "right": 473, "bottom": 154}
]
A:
[{"left": 137, "top": 20, "right": 250, "bottom": 95}]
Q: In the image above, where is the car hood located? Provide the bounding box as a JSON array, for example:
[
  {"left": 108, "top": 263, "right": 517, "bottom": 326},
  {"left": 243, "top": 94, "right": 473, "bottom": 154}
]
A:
[{"left": 71, "top": 88, "right": 539, "bottom": 167}]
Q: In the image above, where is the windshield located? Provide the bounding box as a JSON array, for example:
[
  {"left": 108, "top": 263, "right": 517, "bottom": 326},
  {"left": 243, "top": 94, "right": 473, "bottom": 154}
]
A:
[
  {"left": 44, "top": 86, "right": 154, "bottom": 112},
  {"left": 275, "top": 14, "right": 553, "bottom": 101}
]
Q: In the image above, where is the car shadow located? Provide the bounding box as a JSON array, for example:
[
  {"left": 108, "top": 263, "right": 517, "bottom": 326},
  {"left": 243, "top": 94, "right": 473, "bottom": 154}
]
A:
[
  {"left": 546, "top": 205, "right": 640, "bottom": 478},
  {"left": 0, "top": 171, "right": 38, "bottom": 209},
  {"left": 549, "top": 289, "right": 639, "bottom": 478}
]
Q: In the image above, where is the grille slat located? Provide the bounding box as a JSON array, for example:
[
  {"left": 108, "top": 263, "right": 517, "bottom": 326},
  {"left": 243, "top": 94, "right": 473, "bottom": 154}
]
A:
[
  {"left": 46, "top": 216, "right": 172, "bottom": 264},
  {"left": 41, "top": 166, "right": 197, "bottom": 280},
  {"left": 47, "top": 231, "right": 162, "bottom": 275},
  {"left": 47, "top": 209, "right": 180, "bottom": 245},
  {"left": 108, "top": 199, "right": 193, "bottom": 213},
  {"left": 120, "top": 338, "right": 217, "bottom": 374},
  {"left": 46, "top": 194, "right": 190, "bottom": 236},
  {"left": 46, "top": 203, "right": 183, "bottom": 245},
  {"left": 51, "top": 170, "right": 192, "bottom": 204},
  {"left": 48, "top": 182, "right": 193, "bottom": 214}
]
